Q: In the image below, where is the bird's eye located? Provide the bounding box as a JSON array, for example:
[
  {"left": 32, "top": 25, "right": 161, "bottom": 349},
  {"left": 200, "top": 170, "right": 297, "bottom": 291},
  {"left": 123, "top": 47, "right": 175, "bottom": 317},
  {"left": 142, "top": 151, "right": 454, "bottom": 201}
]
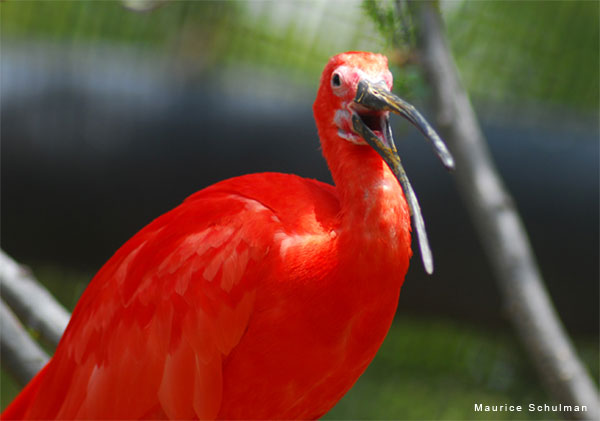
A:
[{"left": 331, "top": 73, "right": 341, "bottom": 88}]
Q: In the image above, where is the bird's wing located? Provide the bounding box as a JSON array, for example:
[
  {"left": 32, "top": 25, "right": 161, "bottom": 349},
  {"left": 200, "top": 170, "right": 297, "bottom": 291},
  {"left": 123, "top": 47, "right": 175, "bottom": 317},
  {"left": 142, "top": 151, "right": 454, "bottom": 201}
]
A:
[{"left": 22, "top": 191, "right": 277, "bottom": 420}]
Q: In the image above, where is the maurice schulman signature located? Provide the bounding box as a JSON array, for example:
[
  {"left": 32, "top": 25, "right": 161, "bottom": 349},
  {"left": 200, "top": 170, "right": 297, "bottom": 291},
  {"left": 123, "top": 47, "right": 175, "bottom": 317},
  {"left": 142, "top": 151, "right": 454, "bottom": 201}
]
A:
[{"left": 474, "top": 403, "right": 588, "bottom": 414}]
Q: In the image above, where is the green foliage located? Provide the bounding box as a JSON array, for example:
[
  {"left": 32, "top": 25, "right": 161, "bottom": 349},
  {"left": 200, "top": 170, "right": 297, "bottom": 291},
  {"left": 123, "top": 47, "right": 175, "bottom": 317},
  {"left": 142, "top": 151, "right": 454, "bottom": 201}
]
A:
[
  {"left": 0, "top": 371, "right": 20, "bottom": 413},
  {"left": 325, "top": 319, "right": 598, "bottom": 420},
  {"left": 360, "top": 1, "right": 425, "bottom": 101},
  {"left": 0, "top": 1, "right": 384, "bottom": 89},
  {"left": 2, "top": 0, "right": 596, "bottom": 110},
  {"left": 446, "top": 0, "right": 599, "bottom": 111},
  {"left": 362, "top": 0, "right": 407, "bottom": 49},
  {"left": 0, "top": 1, "right": 236, "bottom": 48},
  {"left": 361, "top": 0, "right": 598, "bottom": 111}
]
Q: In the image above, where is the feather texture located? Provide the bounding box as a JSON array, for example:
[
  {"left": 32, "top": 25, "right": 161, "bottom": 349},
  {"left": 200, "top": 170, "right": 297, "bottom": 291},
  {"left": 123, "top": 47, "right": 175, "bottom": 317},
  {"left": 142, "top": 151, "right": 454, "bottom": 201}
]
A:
[{"left": 3, "top": 52, "right": 413, "bottom": 420}]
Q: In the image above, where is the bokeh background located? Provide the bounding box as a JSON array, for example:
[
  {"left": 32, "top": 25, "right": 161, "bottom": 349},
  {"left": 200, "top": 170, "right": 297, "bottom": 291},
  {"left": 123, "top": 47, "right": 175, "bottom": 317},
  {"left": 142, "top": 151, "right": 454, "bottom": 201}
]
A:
[{"left": 1, "top": 0, "right": 598, "bottom": 419}]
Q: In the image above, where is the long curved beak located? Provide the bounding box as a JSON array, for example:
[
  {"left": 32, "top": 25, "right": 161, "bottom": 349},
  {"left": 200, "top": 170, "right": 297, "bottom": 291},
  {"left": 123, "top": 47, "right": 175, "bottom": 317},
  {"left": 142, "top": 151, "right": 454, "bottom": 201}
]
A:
[{"left": 351, "top": 79, "right": 454, "bottom": 275}]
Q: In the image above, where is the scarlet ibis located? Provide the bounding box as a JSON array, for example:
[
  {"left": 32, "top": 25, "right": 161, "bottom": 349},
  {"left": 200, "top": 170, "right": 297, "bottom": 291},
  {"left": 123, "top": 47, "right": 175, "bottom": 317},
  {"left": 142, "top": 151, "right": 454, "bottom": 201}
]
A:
[{"left": 2, "top": 51, "right": 453, "bottom": 420}]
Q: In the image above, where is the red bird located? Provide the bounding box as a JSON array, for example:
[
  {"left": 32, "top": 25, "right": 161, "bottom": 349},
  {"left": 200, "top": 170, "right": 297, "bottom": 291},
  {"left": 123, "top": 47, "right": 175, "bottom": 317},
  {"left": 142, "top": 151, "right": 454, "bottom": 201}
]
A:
[{"left": 3, "top": 51, "right": 453, "bottom": 420}]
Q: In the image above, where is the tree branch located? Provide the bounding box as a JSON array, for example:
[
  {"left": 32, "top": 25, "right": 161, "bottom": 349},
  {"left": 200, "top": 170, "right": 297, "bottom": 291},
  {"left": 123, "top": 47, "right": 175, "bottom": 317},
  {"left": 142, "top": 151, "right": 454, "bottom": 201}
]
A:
[
  {"left": 0, "top": 249, "right": 69, "bottom": 348},
  {"left": 405, "top": 1, "right": 599, "bottom": 419},
  {"left": 0, "top": 299, "right": 50, "bottom": 386}
]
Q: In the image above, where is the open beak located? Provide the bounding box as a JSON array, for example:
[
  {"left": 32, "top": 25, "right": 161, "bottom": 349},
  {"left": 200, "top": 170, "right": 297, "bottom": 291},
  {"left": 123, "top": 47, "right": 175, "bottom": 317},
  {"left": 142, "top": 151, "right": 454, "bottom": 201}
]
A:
[{"left": 351, "top": 79, "right": 454, "bottom": 275}]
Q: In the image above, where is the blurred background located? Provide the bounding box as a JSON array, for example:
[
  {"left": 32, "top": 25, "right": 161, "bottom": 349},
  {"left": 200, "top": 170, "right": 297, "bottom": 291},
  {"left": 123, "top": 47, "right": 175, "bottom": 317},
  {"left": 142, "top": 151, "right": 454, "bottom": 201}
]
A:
[{"left": 1, "top": 0, "right": 598, "bottom": 419}]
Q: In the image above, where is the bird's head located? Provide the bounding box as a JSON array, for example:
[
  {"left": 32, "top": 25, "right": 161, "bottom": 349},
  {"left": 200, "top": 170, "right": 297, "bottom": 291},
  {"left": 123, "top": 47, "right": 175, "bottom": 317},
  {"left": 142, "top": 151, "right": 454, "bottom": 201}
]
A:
[
  {"left": 314, "top": 51, "right": 454, "bottom": 274},
  {"left": 315, "top": 52, "right": 394, "bottom": 146}
]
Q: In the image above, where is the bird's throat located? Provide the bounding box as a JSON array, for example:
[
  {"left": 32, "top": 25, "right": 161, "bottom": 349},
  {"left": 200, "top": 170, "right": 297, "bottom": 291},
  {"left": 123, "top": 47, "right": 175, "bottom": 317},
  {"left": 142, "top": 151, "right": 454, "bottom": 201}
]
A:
[{"left": 326, "top": 137, "right": 411, "bottom": 249}]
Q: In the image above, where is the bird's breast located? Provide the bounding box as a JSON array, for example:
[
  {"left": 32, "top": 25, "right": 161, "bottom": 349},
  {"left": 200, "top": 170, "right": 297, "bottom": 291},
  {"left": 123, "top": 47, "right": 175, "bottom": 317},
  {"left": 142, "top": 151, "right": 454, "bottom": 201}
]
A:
[
  {"left": 205, "top": 171, "right": 411, "bottom": 419},
  {"left": 219, "top": 212, "right": 409, "bottom": 419}
]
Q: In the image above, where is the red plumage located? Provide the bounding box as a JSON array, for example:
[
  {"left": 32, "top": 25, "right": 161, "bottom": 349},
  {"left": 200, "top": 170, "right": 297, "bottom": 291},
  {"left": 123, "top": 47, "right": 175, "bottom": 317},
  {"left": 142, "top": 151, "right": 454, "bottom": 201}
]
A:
[{"left": 3, "top": 52, "right": 415, "bottom": 420}]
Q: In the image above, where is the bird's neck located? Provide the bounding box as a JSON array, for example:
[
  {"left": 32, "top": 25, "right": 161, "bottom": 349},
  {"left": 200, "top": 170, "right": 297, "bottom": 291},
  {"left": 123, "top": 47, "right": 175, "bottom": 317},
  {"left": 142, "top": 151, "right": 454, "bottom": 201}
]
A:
[{"left": 322, "top": 128, "right": 412, "bottom": 250}]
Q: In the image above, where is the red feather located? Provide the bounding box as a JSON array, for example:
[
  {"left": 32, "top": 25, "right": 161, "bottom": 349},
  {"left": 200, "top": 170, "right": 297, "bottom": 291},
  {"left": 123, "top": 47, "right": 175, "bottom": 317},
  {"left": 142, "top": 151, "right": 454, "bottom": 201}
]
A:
[{"left": 3, "top": 52, "right": 412, "bottom": 420}]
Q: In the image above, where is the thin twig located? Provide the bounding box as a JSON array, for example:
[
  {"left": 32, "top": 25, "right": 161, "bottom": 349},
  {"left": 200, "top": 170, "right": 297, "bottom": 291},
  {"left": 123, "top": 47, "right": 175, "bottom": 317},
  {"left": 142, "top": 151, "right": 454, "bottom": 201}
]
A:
[
  {"left": 0, "top": 249, "right": 70, "bottom": 348},
  {"left": 404, "top": 1, "right": 599, "bottom": 419},
  {"left": 0, "top": 299, "right": 50, "bottom": 386}
]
